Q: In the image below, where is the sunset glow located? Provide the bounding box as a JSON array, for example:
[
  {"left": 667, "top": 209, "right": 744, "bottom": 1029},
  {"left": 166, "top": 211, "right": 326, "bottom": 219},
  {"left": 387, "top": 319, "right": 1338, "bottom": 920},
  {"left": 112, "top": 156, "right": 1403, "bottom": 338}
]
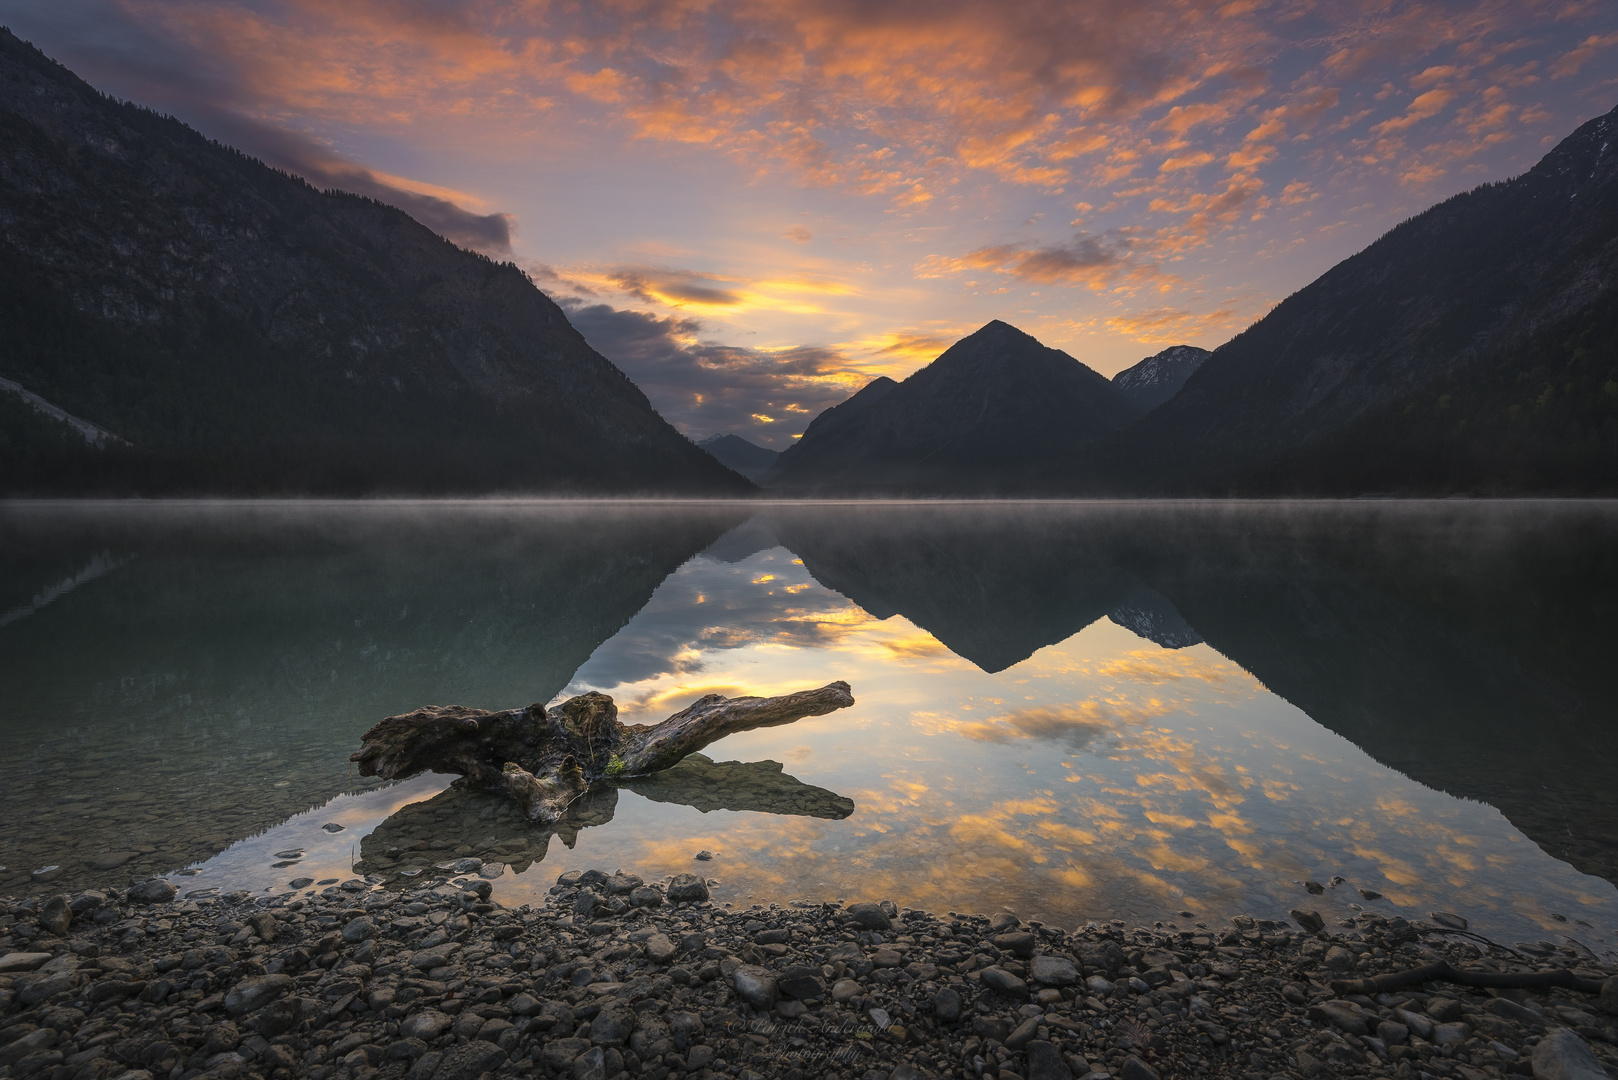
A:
[{"left": 11, "top": 0, "right": 1616, "bottom": 443}]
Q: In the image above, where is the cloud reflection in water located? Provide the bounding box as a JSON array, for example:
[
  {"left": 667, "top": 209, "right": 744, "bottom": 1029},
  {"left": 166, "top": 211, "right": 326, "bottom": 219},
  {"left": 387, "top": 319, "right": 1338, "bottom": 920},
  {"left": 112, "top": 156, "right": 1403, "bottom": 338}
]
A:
[{"left": 502, "top": 538, "right": 1618, "bottom": 951}]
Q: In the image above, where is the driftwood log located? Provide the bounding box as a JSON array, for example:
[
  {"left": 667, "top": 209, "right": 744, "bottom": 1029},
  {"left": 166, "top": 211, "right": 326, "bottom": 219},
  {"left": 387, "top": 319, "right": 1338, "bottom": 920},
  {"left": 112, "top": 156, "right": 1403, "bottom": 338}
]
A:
[
  {"left": 1331, "top": 960, "right": 1607, "bottom": 996},
  {"left": 350, "top": 681, "right": 855, "bottom": 823}
]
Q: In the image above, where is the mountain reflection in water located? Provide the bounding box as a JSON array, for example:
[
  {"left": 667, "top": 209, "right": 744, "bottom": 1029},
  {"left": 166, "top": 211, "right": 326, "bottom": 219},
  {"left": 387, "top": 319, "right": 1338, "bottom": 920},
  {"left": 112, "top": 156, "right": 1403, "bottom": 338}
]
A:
[{"left": 0, "top": 500, "right": 1613, "bottom": 954}]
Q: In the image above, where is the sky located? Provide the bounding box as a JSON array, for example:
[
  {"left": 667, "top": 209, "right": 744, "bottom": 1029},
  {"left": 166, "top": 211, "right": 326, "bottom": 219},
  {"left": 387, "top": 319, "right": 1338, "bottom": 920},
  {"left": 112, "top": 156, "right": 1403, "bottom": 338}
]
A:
[{"left": 4, "top": 1, "right": 1616, "bottom": 446}]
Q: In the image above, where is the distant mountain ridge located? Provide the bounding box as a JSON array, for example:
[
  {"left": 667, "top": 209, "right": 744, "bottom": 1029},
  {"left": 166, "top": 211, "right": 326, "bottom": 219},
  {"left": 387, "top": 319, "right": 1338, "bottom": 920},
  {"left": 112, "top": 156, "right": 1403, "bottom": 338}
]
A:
[
  {"left": 0, "top": 29, "right": 748, "bottom": 495},
  {"left": 1109, "top": 101, "right": 1618, "bottom": 493},
  {"left": 1111, "top": 345, "right": 1211, "bottom": 412},
  {"left": 766, "top": 320, "right": 1141, "bottom": 493},
  {"left": 698, "top": 434, "right": 779, "bottom": 480}
]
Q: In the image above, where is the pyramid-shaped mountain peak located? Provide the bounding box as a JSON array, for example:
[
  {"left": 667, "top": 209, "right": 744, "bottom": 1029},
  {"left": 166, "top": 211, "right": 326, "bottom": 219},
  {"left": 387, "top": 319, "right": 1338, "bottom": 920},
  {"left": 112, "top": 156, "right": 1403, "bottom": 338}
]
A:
[{"left": 765, "top": 321, "right": 1141, "bottom": 492}]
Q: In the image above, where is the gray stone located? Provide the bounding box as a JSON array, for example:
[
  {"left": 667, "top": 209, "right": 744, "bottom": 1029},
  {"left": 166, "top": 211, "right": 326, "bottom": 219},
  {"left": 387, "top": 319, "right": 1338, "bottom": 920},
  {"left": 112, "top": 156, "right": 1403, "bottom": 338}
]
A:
[
  {"left": 990, "top": 912, "right": 1021, "bottom": 932},
  {"left": 980, "top": 966, "right": 1029, "bottom": 997},
  {"left": 732, "top": 965, "right": 778, "bottom": 1008},
  {"left": 669, "top": 1011, "right": 705, "bottom": 1048},
  {"left": 128, "top": 878, "right": 178, "bottom": 904},
  {"left": 1076, "top": 940, "right": 1124, "bottom": 973},
  {"left": 590, "top": 1003, "right": 637, "bottom": 1045},
  {"left": 828, "top": 940, "right": 863, "bottom": 963},
  {"left": 666, "top": 873, "right": 710, "bottom": 902},
  {"left": 1289, "top": 909, "right": 1324, "bottom": 934},
  {"left": 778, "top": 966, "right": 826, "bottom": 1000},
  {"left": 39, "top": 896, "right": 71, "bottom": 936},
  {"left": 400, "top": 1010, "right": 453, "bottom": 1041},
  {"left": 933, "top": 987, "right": 962, "bottom": 1021},
  {"left": 1432, "top": 1022, "right": 1471, "bottom": 1046},
  {"left": 994, "top": 931, "right": 1037, "bottom": 957},
  {"left": 1376, "top": 1020, "right": 1409, "bottom": 1045},
  {"left": 1006, "top": 1015, "right": 1040, "bottom": 1050},
  {"left": 1323, "top": 946, "right": 1354, "bottom": 970},
  {"left": 249, "top": 998, "right": 300, "bottom": 1037},
  {"left": 629, "top": 886, "right": 663, "bottom": 908},
  {"left": 1308, "top": 999, "right": 1368, "bottom": 1036},
  {"left": 846, "top": 902, "right": 892, "bottom": 930},
  {"left": 831, "top": 978, "right": 861, "bottom": 1003},
  {"left": 1119, "top": 1055, "right": 1160, "bottom": 1080},
  {"left": 508, "top": 993, "right": 543, "bottom": 1017},
  {"left": 225, "top": 974, "right": 293, "bottom": 1017},
  {"left": 1026, "top": 1040, "right": 1073, "bottom": 1080},
  {"left": 607, "top": 871, "right": 643, "bottom": 894},
  {"left": 341, "top": 916, "right": 376, "bottom": 943},
  {"left": 1137, "top": 948, "right": 1178, "bottom": 971},
  {"left": 572, "top": 1046, "right": 606, "bottom": 1080},
  {"left": 1485, "top": 997, "right": 1546, "bottom": 1028},
  {"left": 1030, "top": 955, "right": 1078, "bottom": 986},
  {"left": 0, "top": 952, "right": 52, "bottom": 973},
  {"left": 411, "top": 944, "right": 460, "bottom": 970},
  {"left": 1425, "top": 996, "right": 1464, "bottom": 1022},
  {"left": 541, "top": 1038, "right": 590, "bottom": 1070},
  {"left": 431, "top": 1039, "right": 506, "bottom": 1080},
  {"left": 477, "top": 862, "right": 506, "bottom": 879},
  {"left": 644, "top": 932, "right": 676, "bottom": 963},
  {"left": 0, "top": 1028, "right": 56, "bottom": 1068},
  {"left": 1603, "top": 975, "right": 1618, "bottom": 1016},
  {"left": 1084, "top": 975, "right": 1113, "bottom": 995},
  {"left": 1393, "top": 1007, "right": 1433, "bottom": 1039},
  {"left": 386, "top": 1038, "right": 429, "bottom": 1061},
  {"left": 1531, "top": 1028, "right": 1608, "bottom": 1080}
]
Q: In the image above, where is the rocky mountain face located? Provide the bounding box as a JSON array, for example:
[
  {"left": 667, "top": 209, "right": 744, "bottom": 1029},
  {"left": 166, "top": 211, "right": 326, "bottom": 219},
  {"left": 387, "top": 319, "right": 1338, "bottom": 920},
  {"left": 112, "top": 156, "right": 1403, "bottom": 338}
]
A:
[
  {"left": 0, "top": 30, "right": 749, "bottom": 494},
  {"left": 1111, "top": 102, "right": 1618, "bottom": 493},
  {"left": 697, "top": 434, "right": 779, "bottom": 480},
  {"left": 1110, "top": 345, "right": 1211, "bottom": 412},
  {"left": 765, "top": 321, "right": 1141, "bottom": 492}
]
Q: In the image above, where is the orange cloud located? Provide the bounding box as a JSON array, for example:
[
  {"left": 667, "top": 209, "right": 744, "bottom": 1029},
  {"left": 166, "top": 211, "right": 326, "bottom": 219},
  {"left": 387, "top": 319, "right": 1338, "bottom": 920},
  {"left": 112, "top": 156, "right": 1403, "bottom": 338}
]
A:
[{"left": 1373, "top": 88, "right": 1457, "bottom": 135}]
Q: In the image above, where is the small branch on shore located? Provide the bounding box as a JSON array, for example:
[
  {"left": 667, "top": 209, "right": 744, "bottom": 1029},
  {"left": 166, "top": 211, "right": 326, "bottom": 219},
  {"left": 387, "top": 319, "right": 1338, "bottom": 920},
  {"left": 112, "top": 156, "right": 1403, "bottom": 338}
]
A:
[{"left": 1331, "top": 959, "right": 1607, "bottom": 996}]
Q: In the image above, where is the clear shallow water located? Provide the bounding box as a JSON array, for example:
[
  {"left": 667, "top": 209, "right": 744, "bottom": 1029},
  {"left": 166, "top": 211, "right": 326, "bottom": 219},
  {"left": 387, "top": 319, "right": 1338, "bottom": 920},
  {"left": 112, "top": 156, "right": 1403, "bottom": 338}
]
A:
[{"left": 2, "top": 499, "right": 1616, "bottom": 960}]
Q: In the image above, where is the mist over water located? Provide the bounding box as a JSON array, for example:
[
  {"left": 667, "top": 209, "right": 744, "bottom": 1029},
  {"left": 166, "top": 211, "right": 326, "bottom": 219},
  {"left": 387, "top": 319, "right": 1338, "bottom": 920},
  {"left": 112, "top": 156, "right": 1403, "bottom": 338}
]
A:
[{"left": 2, "top": 499, "right": 1615, "bottom": 959}]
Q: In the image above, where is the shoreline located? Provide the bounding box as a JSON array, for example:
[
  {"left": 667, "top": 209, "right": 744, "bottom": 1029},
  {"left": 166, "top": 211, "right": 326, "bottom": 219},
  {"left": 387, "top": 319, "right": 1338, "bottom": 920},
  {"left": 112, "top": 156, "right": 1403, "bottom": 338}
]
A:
[{"left": 3, "top": 870, "right": 1617, "bottom": 1080}]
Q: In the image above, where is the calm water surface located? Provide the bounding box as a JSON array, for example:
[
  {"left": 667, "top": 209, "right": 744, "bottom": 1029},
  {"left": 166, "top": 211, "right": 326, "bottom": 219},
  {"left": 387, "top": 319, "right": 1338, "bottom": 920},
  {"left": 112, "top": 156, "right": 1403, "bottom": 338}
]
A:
[{"left": 2, "top": 499, "right": 1615, "bottom": 960}]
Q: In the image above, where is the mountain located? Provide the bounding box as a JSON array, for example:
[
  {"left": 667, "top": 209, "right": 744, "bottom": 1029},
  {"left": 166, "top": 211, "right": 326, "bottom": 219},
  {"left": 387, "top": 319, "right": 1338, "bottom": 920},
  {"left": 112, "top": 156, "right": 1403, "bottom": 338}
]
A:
[
  {"left": 1111, "top": 102, "right": 1618, "bottom": 494},
  {"left": 0, "top": 29, "right": 749, "bottom": 495},
  {"left": 765, "top": 321, "right": 1142, "bottom": 492},
  {"left": 697, "top": 434, "right": 779, "bottom": 480},
  {"left": 1110, "top": 345, "right": 1211, "bottom": 411},
  {"left": 792, "top": 375, "right": 898, "bottom": 445}
]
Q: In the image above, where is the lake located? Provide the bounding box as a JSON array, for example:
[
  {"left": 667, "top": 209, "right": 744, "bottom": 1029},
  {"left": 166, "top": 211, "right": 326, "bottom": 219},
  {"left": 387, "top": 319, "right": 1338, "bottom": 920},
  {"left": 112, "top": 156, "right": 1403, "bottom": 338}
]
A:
[{"left": 2, "top": 499, "right": 1615, "bottom": 961}]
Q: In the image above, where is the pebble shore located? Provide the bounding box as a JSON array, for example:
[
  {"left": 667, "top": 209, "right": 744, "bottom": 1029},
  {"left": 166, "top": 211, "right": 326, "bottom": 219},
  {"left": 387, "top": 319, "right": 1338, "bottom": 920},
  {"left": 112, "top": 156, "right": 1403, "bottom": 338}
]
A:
[{"left": 4, "top": 866, "right": 1617, "bottom": 1080}]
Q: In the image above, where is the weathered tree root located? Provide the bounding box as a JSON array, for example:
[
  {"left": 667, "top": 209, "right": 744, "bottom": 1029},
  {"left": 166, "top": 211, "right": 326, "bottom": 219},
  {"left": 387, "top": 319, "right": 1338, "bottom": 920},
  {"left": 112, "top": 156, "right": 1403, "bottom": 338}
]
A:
[
  {"left": 350, "top": 681, "right": 855, "bottom": 824},
  {"left": 1331, "top": 959, "right": 1606, "bottom": 997}
]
